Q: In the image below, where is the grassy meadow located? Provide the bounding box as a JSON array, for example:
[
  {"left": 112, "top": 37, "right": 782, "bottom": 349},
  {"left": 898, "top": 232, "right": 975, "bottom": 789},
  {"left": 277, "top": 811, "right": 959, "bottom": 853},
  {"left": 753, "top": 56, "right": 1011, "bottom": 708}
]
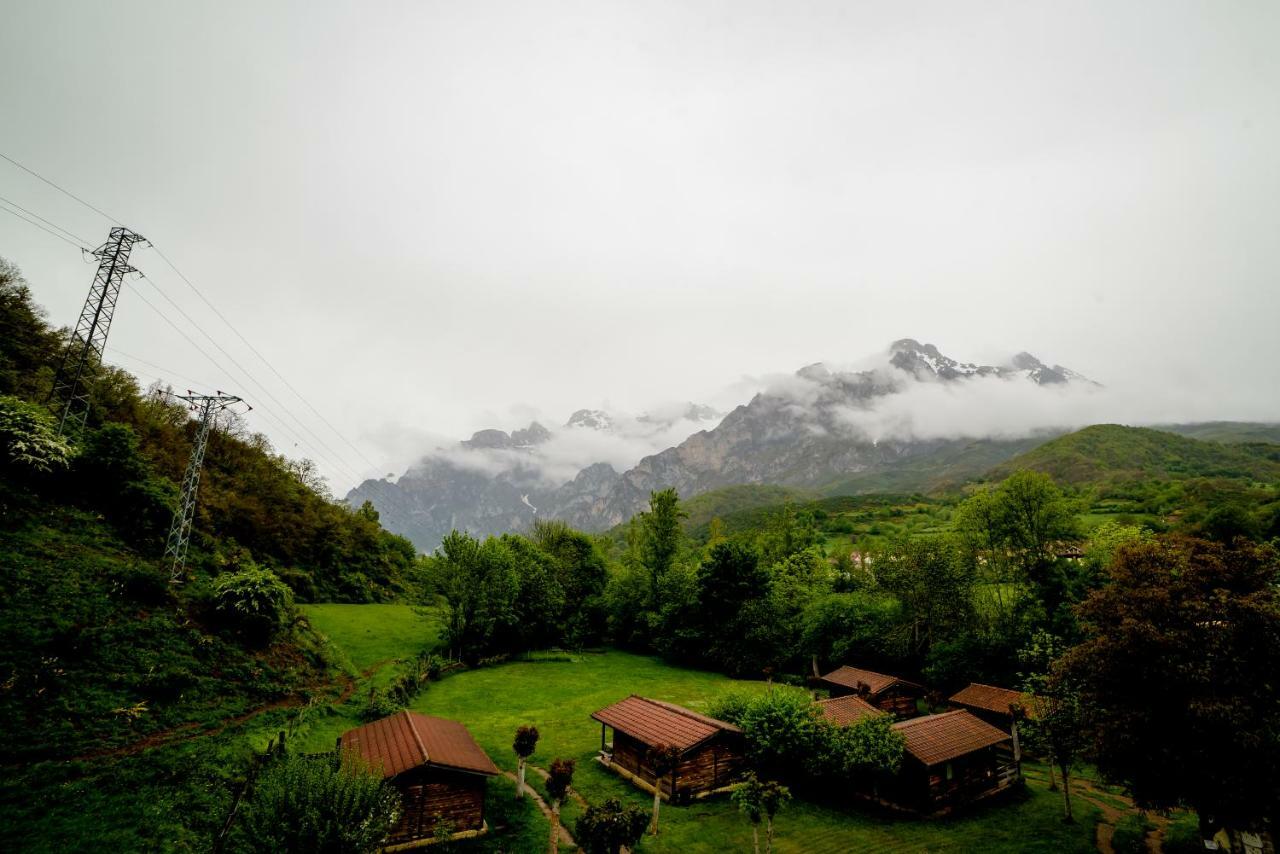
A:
[{"left": 298, "top": 604, "right": 1103, "bottom": 853}]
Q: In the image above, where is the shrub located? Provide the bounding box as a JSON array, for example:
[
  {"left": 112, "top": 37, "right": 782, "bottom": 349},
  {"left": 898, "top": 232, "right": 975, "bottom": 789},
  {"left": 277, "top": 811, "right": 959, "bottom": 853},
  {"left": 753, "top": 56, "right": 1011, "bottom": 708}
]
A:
[
  {"left": 1111, "top": 813, "right": 1153, "bottom": 854},
  {"left": 0, "top": 395, "right": 72, "bottom": 475},
  {"left": 231, "top": 753, "right": 401, "bottom": 853},
  {"left": 575, "top": 798, "right": 649, "bottom": 854},
  {"left": 212, "top": 565, "right": 295, "bottom": 644}
]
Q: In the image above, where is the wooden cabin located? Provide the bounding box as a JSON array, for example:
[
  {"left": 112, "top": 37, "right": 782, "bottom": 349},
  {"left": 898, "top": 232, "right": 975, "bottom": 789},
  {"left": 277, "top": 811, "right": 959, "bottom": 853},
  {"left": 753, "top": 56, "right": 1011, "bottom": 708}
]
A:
[
  {"left": 339, "top": 710, "right": 499, "bottom": 848},
  {"left": 817, "top": 694, "right": 886, "bottom": 727},
  {"left": 884, "top": 710, "right": 1020, "bottom": 814},
  {"left": 592, "top": 695, "right": 745, "bottom": 803},
  {"left": 818, "top": 665, "right": 924, "bottom": 717},
  {"left": 947, "top": 682, "right": 1032, "bottom": 732}
]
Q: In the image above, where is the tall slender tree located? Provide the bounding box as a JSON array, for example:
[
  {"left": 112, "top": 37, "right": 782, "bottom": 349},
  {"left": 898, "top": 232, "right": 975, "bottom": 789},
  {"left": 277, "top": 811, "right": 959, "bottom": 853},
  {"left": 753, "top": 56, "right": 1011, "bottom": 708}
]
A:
[{"left": 513, "top": 725, "right": 539, "bottom": 799}]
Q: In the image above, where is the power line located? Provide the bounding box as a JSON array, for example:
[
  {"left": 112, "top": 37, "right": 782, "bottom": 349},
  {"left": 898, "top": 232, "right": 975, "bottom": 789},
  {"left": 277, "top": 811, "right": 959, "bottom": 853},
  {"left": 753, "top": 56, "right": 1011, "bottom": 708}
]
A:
[
  {"left": 124, "top": 281, "right": 362, "bottom": 484},
  {"left": 0, "top": 151, "right": 376, "bottom": 484},
  {"left": 145, "top": 244, "right": 381, "bottom": 471},
  {"left": 0, "top": 201, "right": 89, "bottom": 251},
  {"left": 0, "top": 193, "right": 91, "bottom": 245},
  {"left": 0, "top": 151, "right": 123, "bottom": 224},
  {"left": 133, "top": 274, "right": 366, "bottom": 481}
]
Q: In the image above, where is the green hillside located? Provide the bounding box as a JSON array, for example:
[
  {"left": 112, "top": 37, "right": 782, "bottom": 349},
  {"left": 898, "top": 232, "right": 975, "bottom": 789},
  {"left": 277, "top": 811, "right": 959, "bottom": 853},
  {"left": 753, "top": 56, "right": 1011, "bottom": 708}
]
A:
[
  {"left": 817, "top": 434, "right": 1057, "bottom": 496},
  {"left": 1157, "top": 421, "right": 1280, "bottom": 444},
  {"left": 988, "top": 424, "right": 1280, "bottom": 485}
]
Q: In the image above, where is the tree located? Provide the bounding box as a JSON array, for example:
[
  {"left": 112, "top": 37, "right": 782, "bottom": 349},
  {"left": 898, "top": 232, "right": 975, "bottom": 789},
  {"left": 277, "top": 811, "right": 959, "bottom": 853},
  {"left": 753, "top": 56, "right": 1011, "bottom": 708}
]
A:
[
  {"left": 232, "top": 754, "right": 401, "bottom": 853},
  {"left": 0, "top": 395, "right": 73, "bottom": 475},
  {"left": 574, "top": 798, "right": 649, "bottom": 854},
  {"left": 212, "top": 564, "right": 296, "bottom": 645},
  {"left": 428, "top": 531, "right": 519, "bottom": 661},
  {"left": 874, "top": 536, "right": 975, "bottom": 659},
  {"left": 732, "top": 772, "right": 791, "bottom": 854},
  {"left": 1062, "top": 537, "right": 1280, "bottom": 843},
  {"left": 513, "top": 725, "right": 539, "bottom": 799},
  {"left": 545, "top": 757, "right": 575, "bottom": 854},
  {"left": 693, "top": 542, "right": 780, "bottom": 674},
  {"left": 639, "top": 488, "right": 685, "bottom": 610},
  {"left": 1019, "top": 631, "right": 1086, "bottom": 822},
  {"left": 645, "top": 743, "right": 682, "bottom": 835}
]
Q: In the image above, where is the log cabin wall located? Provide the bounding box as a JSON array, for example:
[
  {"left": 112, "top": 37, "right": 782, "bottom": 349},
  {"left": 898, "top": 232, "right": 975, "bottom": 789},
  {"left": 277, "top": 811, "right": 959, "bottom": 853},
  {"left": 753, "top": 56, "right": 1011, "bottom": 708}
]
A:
[
  {"left": 389, "top": 766, "right": 487, "bottom": 844},
  {"left": 674, "top": 740, "right": 745, "bottom": 797},
  {"left": 874, "top": 686, "right": 922, "bottom": 717}
]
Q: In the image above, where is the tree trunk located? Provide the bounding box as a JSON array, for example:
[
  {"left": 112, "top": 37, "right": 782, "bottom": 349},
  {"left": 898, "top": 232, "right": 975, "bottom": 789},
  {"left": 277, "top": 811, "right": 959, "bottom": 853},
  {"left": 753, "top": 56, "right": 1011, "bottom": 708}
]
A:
[
  {"left": 549, "top": 801, "right": 560, "bottom": 854},
  {"left": 1047, "top": 760, "right": 1058, "bottom": 791},
  {"left": 517, "top": 758, "right": 526, "bottom": 798},
  {"left": 766, "top": 817, "right": 775, "bottom": 854},
  {"left": 1060, "top": 764, "right": 1074, "bottom": 823},
  {"left": 752, "top": 824, "right": 760, "bottom": 854},
  {"left": 651, "top": 788, "right": 661, "bottom": 835}
]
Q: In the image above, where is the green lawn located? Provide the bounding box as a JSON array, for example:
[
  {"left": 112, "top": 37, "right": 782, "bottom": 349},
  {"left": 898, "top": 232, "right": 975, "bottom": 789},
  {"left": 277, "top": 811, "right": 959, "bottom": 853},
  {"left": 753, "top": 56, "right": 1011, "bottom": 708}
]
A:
[
  {"left": 297, "top": 609, "right": 1102, "bottom": 853},
  {"left": 301, "top": 602, "right": 442, "bottom": 673}
]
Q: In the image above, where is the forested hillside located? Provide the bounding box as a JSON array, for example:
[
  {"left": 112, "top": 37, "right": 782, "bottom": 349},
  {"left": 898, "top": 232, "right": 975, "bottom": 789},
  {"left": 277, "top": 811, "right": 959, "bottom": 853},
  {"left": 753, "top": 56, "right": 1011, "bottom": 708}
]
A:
[{"left": 988, "top": 423, "right": 1280, "bottom": 485}]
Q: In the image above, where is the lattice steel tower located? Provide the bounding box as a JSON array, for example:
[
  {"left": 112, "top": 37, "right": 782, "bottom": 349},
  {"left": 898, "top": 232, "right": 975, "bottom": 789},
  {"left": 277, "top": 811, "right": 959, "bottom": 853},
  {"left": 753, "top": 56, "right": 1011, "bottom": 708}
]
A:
[
  {"left": 166, "top": 392, "right": 242, "bottom": 582},
  {"left": 49, "top": 226, "right": 147, "bottom": 434}
]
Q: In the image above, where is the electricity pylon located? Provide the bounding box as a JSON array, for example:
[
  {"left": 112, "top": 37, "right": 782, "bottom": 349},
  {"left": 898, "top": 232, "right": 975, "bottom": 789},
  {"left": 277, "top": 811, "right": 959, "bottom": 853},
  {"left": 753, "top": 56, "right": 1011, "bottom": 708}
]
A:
[
  {"left": 166, "top": 392, "right": 244, "bottom": 582},
  {"left": 49, "top": 226, "right": 146, "bottom": 434}
]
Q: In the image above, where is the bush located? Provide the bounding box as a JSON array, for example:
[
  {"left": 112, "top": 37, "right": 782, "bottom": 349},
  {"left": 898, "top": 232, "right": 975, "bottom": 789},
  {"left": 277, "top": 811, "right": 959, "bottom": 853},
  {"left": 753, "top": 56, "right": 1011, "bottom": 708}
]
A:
[
  {"left": 0, "top": 395, "right": 72, "bottom": 476},
  {"left": 231, "top": 753, "right": 401, "bottom": 853},
  {"left": 212, "top": 565, "right": 295, "bottom": 644},
  {"left": 1111, "top": 813, "right": 1153, "bottom": 854},
  {"left": 575, "top": 798, "right": 649, "bottom": 854}
]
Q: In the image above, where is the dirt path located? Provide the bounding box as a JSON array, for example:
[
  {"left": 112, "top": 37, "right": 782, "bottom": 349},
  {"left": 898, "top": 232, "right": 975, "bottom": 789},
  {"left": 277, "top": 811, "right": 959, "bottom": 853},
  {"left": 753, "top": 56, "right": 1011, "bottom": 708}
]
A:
[
  {"left": 68, "top": 658, "right": 395, "bottom": 764},
  {"left": 1023, "top": 767, "right": 1170, "bottom": 854},
  {"left": 503, "top": 769, "right": 575, "bottom": 848}
]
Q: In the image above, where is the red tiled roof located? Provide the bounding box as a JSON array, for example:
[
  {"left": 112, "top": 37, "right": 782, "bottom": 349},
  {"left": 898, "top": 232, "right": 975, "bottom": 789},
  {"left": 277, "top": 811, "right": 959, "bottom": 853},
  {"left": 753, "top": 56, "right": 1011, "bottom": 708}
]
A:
[
  {"left": 947, "top": 683, "right": 1030, "bottom": 717},
  {"left": 820, "top": 666, "right": 922, "bottom": 696},
  {"left": 817, "top": 695, "right": 886, "bottom": 727},
  {"left": 340, "top": 710, "right": 500, "bottom": 779},
  {"left": 892, "top": 710, "right": 1010, "bottom": 766},
  {"left": 592, "top": 695, "right": 740, "bottom": 751}
]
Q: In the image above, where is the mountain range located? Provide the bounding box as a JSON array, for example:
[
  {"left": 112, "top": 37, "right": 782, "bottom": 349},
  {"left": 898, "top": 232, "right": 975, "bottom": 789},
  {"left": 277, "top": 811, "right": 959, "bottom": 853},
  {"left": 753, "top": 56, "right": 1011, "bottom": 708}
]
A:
[{"left": 346, "top": 339, "right": 1110, "bottom": 551}]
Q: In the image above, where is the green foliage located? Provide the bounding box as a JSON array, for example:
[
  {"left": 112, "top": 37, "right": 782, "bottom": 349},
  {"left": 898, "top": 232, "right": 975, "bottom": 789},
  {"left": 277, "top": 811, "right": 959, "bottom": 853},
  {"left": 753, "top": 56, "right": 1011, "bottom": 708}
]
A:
[
  {"left": 574, "top": 798, "right": 649, "bottom": 854},
  {"left": 1110, "top": 813, "right": 1153, "bottom": 854},
  {"left": 0, "top": 395, "right": 72, "bottom": 475},
  {"left": 1063, "top": 537, "right": 1280, "bottom": 828},
  {"left": 231, "top": 754, "right": 401, "bottom": 853},
  {"left": 213, "top": 565, "right": 297, "bottom": 644},
  {"left": 639, "top": 487, "right": 686, "bottom": 609},
  {"left": 874, "top": 536, "right": 975, "bottom": 658},
  {"left": 990, "top": 424, "right": 1280, "bottom": 485},
  {"left": 723, "top": 687, "right": 904, "bottom": 784},
  {"left": 0, "top": 261, "right": 60, "bottom": 399},
  {"left": 545, "top": 757, "right": 575, "bottom": 806}
]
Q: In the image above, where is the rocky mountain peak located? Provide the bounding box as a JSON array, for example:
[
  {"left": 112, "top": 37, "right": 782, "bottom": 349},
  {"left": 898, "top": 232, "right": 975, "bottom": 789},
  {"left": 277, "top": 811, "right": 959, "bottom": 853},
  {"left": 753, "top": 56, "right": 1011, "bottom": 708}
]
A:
[{"left": 566, "top": 409, "right": 614, "bottom": 431}]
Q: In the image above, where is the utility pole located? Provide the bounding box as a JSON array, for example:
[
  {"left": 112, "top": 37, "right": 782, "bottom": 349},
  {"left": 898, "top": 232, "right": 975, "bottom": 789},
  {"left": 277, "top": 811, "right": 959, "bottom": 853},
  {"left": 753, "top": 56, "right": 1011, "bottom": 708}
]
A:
[
  {"left": 48, "top": 226, "right": 146, "bottom": 435},
  {"left": 166, "top": 392, "right": 244, "bottom": 582}
]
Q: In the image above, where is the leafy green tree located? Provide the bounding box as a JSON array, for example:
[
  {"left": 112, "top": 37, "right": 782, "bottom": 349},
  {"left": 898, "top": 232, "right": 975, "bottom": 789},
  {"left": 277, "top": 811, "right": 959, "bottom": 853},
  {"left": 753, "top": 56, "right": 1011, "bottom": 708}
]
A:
[
  {"left": 800, "top": 591, "right": 899, "bottom": 675},
  {"left": 501, "top": 534, "right": 566, "bottom": 649},
  {"left": 732, "top": 772, "right": 791, "bottom": 854},
  {"left": 1018, "top": 631, "right": 1086, "bottom": 822},
  {"left": 531, "top": 519, "right": 610, "bottom": 644},
  {"left": 639, "top": 488, "right": 686, "bottom": 610},
  {"left": 212, "top": 564, "right": 296, "bottom": 644},
  {"left": 1062, "top": 537, "right": 1280, "bottom": 842},
  {"left": 0, "top": 395, "right": 72, "bottom": 475},
  {"left": 545, "top": 757, "right": 575, "bottom": 854},
  {"left": 874, "top": 536, "right": 975, "bottom": 659},
  {"left": 1198, "top": 504, "right": 1261, "bottom": 544},
  {"left": 692, "top": 542, "right": 781, "bottom": 675},
  {"left": 428, "top": 531, "right": 519, "bottom": 661},
  {"left": 0, "top": 260, "right": 60, "bottom": 399},
  {"left": 574, "top": 798, "right": 649, "bottom": 854},
  {"left": 232, "top": 754, "right": 401, "bottom": 853},
  {"left": 512, "top": 724, "right": 539, "bottom": 799}
]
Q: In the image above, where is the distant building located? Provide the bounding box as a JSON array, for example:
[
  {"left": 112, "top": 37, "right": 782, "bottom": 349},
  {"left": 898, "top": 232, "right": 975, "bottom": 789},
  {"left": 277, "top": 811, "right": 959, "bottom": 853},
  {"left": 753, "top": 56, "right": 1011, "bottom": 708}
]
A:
[
  {"left": 339, "top": 711, "right": 499, "bottom": 848},
  {"left": 818, "top": 666, "right": 924, "bottom": 717},
  {"left": 591, "top": 695, "right": 745, "bottom": 803}
]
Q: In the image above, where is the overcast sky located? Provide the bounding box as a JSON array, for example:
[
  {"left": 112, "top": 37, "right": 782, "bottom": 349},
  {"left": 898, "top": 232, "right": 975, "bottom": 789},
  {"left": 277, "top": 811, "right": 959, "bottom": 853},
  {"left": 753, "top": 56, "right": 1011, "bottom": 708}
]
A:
[{"left": 2, "top": 1, "right": 1278, "bottom": 492}]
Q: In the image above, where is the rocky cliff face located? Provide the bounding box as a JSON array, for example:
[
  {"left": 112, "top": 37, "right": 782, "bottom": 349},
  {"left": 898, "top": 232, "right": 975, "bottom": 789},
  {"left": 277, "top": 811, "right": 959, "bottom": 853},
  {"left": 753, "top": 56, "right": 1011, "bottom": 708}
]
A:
[{"left": 346, "top": 340, "right": 1094, "bottom": 551}]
